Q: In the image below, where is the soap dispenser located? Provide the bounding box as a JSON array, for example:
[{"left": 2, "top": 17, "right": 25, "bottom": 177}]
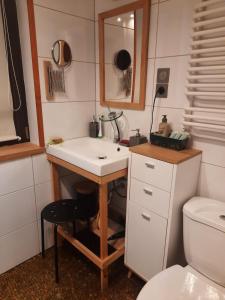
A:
[
  {"left": 129, "top": 129, "right": 148, "bottom": 146},
  {"left": 158, "top": 115, "right": 171, "bottom": 137}
]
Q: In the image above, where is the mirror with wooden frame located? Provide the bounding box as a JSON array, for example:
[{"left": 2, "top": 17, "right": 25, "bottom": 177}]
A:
[{"left": 98, "top": 0, "right": 150, "bottom": 111}]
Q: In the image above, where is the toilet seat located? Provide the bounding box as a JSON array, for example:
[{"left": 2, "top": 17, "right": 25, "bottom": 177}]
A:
[{"left": 137, "top": 265, "right": 225, "bottom": 300}]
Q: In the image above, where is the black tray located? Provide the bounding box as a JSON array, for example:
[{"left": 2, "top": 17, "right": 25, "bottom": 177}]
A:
[{"left": 150, "top": 133, "right": 188, "bottom": 151}]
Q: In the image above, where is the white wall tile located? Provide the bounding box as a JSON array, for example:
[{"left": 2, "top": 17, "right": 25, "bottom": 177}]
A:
[
  {"left": 156, "top": 0, "right": 195, "bottom": 57},
  {"left": 96, "top": 102, "right": 152, "bottom": 139},
  {"left": 0, "top": 188, "right": 36, "bottom": 237},
  {"left": 148, "top": 3, "right": 158, "bottom": 58},
  {"left": 146, "top": 59, "right": 155, "bottom": 105},
  {"left": 37, "top": 219, "right": 54, "bottom": 251},
  {"left": 198, "top": 163, "right": 225, "bottom": 203},
  {"left": 0, "top": 222, "right": 39, "bottom": 275},
  {"left": 193, "top": 139, "right": 225, "bottom": 168},
  {"left": 34, "top": 0, "right": 95, "bottom": 20},
  {"left": 39, "top": 59, "right": 96, "bottom": 102},
  {"left": 32, "top": 154, "right": 51, "bottom": 185},
  {"left": 0, "top": 158, "right": 33, "bottom": 196},
  {"left": 35, "top": 181, "right": 53, "bottom": 218},
  {"left": 153, "top": 56, "right": 189, "bottom": 108},
  {"left": 42, "top": 101, "right": 95, "bottom": 142},
  {"left": 95, "top": 0, "right": 134, "bottom": 20},
  {"left": 34, "top": 5, "right": 95, "bottom": 62}
]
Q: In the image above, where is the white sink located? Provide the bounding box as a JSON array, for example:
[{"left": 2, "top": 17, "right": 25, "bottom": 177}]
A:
[{"left": 47, "top": 137, "right": 129, "bottom": 176}]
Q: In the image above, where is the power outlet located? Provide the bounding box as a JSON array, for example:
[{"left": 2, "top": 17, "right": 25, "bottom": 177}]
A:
[
  {"left": 156, "top": 84, "right": 168, "bottom": 98},
  {"left": 157, "top": 68, "right": 170, "bottom": 83}
]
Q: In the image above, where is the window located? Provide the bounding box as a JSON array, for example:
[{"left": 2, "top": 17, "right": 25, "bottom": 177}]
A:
[{"left": 0, "top": 0, "right": 30, "bottom": 146}]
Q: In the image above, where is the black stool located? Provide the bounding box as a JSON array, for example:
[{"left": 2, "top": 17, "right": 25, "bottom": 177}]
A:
[{"left": 41, "top": 199, "right": 83, "bottom": 283}]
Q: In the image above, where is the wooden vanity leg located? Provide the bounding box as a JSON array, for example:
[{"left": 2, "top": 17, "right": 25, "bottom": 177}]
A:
[
  {"left": 51, "top": 162, "right": 61, "bottom": 201},
  {"left": 51, "top": 162, "right": 63, "bottom": 246},
  {"left": 99, "top": 183, "right": 108, "bottom": 291}
]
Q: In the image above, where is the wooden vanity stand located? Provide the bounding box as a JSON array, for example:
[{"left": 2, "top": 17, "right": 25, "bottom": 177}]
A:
[{"left": 47, "top": 154, "right": 127, "bottom": 291}]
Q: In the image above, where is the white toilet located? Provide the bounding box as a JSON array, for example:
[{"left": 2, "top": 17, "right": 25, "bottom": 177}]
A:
[{"left": 137, "top": 197, "right": 225, "bottom": 299}]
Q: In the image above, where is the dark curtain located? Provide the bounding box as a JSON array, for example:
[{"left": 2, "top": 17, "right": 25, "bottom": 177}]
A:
[{"left": 0, "top": 0, "right": 30, "bottom": 143}]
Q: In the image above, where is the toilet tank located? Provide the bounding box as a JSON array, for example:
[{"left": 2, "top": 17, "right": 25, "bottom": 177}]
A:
[{"left": 183, "top": 197, "right": 225, "bottom": 287}]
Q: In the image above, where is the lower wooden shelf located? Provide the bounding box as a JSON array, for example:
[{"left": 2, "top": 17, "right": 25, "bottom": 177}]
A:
[{"left": 57, "top": 222, "right": 125, "bottom": 270}]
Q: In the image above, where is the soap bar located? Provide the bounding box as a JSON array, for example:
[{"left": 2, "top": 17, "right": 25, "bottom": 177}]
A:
[{"left": 49, "top": 137, "right": 64, "bottom": 144}]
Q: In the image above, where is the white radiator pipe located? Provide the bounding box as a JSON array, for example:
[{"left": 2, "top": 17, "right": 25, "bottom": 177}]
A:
[
  {"left": 193, "top": 16, "right": 225, "bottom": 28},
  {"left": 187, "top": 83, "right": 225, "bottom": 88},
  {"left": 184, "top": 107, "right": 225, "bottom": 114},
  {"left": 191, "top": 131, "right": 225, "bottom": 143},
  {"left": 195, "top": 0, "right": 224, "bottom": 10},
  {"left": 186, "top": 91, "right": 225, "bottom": 97},
  {"left": 188, "top": 65, "right": 225, "bottom": 72},
  {"left": 183, "top": 114, "right": 225, "bottom": 123},
  {"left": 183, "top": 121, "right": 225, "bottom": 131},
  {"left": 190, "top": 46, "right": 225, "bottom": 55},
  {"left": 194, "top": 6, "right": 225, "bottom": 19},
  {"left": 190, "top": 56, "right": 225, "bottom": 63},
  {"left": 187, "top": 74, "right": 225, "bottom": 80},
  {"left": 192, "top": 36, "right": 225, "bottom": 46},
  {"left": 192, "top": 26, "right": 225, "bottom": 37}
]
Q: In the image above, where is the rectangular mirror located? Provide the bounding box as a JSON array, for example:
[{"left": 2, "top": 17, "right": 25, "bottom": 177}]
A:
[{"left": 98, "top": 0, "right": 150, "bottom": 110}]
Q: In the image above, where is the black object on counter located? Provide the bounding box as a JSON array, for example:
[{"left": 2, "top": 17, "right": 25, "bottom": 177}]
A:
[
  {"left": 89, "top": 122, "right": 99, "bottom": 138},
  {"left": 150, "top": 133, "right": 189, "bottom": 151}
]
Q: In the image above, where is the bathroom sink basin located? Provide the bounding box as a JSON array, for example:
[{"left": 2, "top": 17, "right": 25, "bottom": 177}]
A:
[{"left": 47, "top": 137, "right": 129, "bottom": 176}]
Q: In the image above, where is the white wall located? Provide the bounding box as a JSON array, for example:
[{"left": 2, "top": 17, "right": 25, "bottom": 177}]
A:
[
  {"left": 95, "top": 0, "right": 225, "bottom": 203},
  {"left": 0, "top": 0, "right": 96, "bottom": 275},
  {"left": 0, "top": 154, "right": 53, "bottom": 274},
  {"left": 33, "top": 0, "right": 96, "bottom": 143}
]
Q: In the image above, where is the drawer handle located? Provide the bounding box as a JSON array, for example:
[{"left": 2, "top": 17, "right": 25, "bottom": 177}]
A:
[
  {"left": 145, "top": 162, "right": 155, "bottom": 169},
  {"left": 141, "top": 213, "right": 151, "bottom": 221},
  {"left": 143, "top": 188, "right": 153, "bottom": 196}
]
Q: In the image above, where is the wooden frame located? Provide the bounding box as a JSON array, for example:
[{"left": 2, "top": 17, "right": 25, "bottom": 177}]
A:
[
  {"left": 98, "top": 0, "right": 150, "bottom": 111},
  {"left": 47, "top": 154, "right": 128, "bottom": 291},
  {"left": 27, "top": 0, "right": 45, "bottom": 146}
]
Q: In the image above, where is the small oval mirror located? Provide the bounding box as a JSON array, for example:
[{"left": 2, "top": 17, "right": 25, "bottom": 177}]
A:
[{"left": 51, "top": 40, "right": 72, "bottom": 68}]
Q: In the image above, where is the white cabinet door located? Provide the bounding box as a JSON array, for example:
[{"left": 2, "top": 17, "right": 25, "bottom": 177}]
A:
[{"left": 125, "top": 201, "right": 167, "bottom": 281}]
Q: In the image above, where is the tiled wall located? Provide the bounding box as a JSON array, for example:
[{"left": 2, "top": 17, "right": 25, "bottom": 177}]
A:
[
  {"left": 0, "top": 0, "right": 96, "bottom": 275},
  {"left": 95, "top": 0, "right": 225, "bottom": 203},
  {"left": 33, "top": 0, "right": 96, "bottom": 143},
  {"left": 0, "top": 154, "right": 53, "bottom": 274},
  {"left": 1, "top": 0, "right": 225, "bottom": 276}
]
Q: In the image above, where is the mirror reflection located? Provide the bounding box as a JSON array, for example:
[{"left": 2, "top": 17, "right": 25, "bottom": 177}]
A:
[
  {"left": 104, "top": 9, "right": 143, "bottom": 103},
  {"left": 51, "top": 40, "right": 72, "bottom": 68}
]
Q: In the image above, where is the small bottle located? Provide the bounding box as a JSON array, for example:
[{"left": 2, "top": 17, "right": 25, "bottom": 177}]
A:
[{"left": 158, "top": 115, "right": 171, "bottom": 137}]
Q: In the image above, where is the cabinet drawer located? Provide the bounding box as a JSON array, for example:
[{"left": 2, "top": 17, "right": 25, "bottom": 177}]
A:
[
  {"left": 130, "top": 178, "right": 170, "bottom": 218},
  {"left": 131, "top": 153, "right": 173, "bottom": 192},
  {"left": 125, "top": 201, "right": 167, "bottom": 281}
]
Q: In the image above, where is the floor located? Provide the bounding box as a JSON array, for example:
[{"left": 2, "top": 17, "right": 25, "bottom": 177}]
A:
[{"left": 0, "top": 243, "right": 144, "bottom": 300}]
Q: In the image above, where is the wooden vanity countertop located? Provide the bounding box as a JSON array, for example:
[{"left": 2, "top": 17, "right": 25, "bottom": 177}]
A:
[{"left": 129, "top": 143, "right": 202, "bottom": 164}]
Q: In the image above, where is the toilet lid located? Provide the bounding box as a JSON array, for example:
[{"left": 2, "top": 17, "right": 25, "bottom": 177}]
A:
[{"left": 137, "top": 265, "right": 225, "bottom": 300}]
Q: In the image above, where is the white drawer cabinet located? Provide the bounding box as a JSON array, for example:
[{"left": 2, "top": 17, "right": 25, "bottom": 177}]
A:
[
  {"left": 125, "top": 144, "right": 201, "bottom": 281},
  {"left": 131, "top": 153, "right": 173, "bottom": 192},
  {"left": 126, "top": 201, "right": 167, "bottom": 280},
  {"left": 130, "top": 178, "right": 170, "bottom": 218}
]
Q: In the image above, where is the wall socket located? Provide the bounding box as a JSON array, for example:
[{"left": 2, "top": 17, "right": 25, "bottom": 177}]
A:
[
  {"left": 155, "top": 68, "right": 170, "bottom": 98},
  {"left": 156, "top": 83, "right": 168, "bottom": 98},
  {"left": 157, "top": 68, "right": 170, "bottom": 83}
]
